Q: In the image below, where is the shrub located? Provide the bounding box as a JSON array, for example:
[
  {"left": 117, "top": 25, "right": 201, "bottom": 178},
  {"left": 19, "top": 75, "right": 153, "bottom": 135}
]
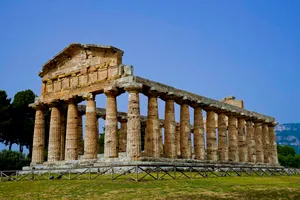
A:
[{"left": 0, "top": 150, "right": 30, "bottom": 170}]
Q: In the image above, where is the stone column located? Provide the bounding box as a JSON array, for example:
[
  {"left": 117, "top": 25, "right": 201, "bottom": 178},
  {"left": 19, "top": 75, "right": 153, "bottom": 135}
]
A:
[
  {"left": 145, "top": 91, "right": 160, "bottom": 157},
  {"left": 83, "top": 93, "right": 98, "bottom": 159},
  {"left": 65, "top": 100, "right": 78, "bottom": 161},
  {"left": 254, "top": 122, "right": 264, "bottom": 163},
  {"left": 159, "top": 123, "right": 163, "bottom": 156},
  {"left": 104, "top": 87, "right": 119, "bottom": 158},
  {"left": 180, "top": 102, "right": 191, "bottom": 159},
  {"left": 77, "top": 114, "right": 84, "bottom": 155},
  {"left": 125, "top": 84, "right": 142, "bottom": 160},
  {"left": 60, "top": 113, "right": 66, "bottom": 160},
  {"left": 238, "top": 118, "right": 247, "bottom": 162},
  {"left": 31, "top": 106, "right": 45, "bottom": 164},
  {"left": 246, "top": 121, "right": 256, "bottom": 162},
  {"left": 206, "top": 110, "right": 217, "bottom": 161},
  {"left": 262, "top": 124, "right": 270, "bottom": 164},
  {"left": 268, "top": 125, "right": 278, "bottom": 165},
  {"left": 218, "top": 113, "right": 228, "bottom": 162},
  {"left": 119, "top": 118, "right": 127, "bottom": 152},
  {"left": 193, "top": 107, "right": 205, "bottom": 160},
  {"left": 48, "top": 105, "right": 61, "bottom": 162},
  {"left": 164, "top": 98, "right": 177, "bottom": 158},
  {"left": 228, "top": 116, "right": 238, "bottom": 162},
  {"left": 176, "top": 124, "right": 181, "bottom": 157}
]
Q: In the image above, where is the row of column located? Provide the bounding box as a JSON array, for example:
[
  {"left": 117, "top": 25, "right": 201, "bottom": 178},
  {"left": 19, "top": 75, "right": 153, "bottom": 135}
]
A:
[{"left": 31, "top": 85, "right": 278, "bottom": 165}]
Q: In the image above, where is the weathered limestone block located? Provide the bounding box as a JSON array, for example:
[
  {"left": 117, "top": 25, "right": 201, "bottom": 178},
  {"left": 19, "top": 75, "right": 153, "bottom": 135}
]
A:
[
  {"left": 180, "top": 103, "right": 191, "bottom": 159},
  {"left": 65, "top": 101, "right": 79, "bottom": 161},
  {"left": 254, "top": 123, "right": 264, "bottom": 163},
  {"left": 176, "top": 124, "right": 181, "bottom": 157},
  {"left": 31, "top": 108, "right": 45, "bottom": 164},
  {"left": 193, "top": 107, "right": 205, "bottom": 160},
  {"left": 125, "top": 84, "right": 142, "bottom": 160},
  {"left": 159, "top": 124, "right": 163, "bottom": 156},
  {"left": 48, "top": 106, "right": 61, "bottom": 162},
  {"left": 206, "top": 110, "right": 217, "bottom": 161},
  {"left": 164, "top": 99, "right": 176, "bottom": 158},
  {"left": 262, "top": 124, "right": 271, "bottom": 163},
  {"left": 268, "top": 125, "right": 279, "bottom": 165},
  {"left": 145, "top": 92, "right": 160, "bottom": 157},
  {"left": 246, "top": 121, "right": 256, "bottom": 162},
  {"left": 83, "top": 94, "right": 98, "bottom": 159},
  {"left": 228, "top": 116, "right": 238, "bottom": 162},
  {"left": 218, "top": 113, "right": 228, "bottom": 162},
  {"left": 60, "top": 113, "right": 66, "bottom": 160},
  {"left": 77, "top": 114, "right": 84, "bottom": 155},
  {"left": 104, "top": 87, "right": 119, "bottom": 158},
  {"left": 119, "top": 119, "right": 127, "bottom": 152},
  {"left": 238, "top": 118, "right": 247, "bottom": 162}
]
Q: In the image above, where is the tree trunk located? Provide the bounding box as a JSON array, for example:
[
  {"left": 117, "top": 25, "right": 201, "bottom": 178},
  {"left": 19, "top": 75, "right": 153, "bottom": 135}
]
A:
[{"left": 9, "top": 142, "right": 12, "bottom": 150}]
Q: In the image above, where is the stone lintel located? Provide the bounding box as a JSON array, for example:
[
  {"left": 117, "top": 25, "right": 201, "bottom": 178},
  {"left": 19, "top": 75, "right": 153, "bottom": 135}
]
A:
[{"left": 133, "top": 76, "right": 275, "bottom": 123}]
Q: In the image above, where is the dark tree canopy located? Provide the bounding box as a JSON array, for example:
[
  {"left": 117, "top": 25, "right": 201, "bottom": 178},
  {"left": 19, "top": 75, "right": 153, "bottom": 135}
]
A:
[{"left": 0, "top": 90, "right": 13, "bottom": 149}]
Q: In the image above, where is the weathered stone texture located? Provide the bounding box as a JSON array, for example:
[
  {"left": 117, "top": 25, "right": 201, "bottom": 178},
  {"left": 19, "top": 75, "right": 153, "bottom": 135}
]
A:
[
  {"left": 246, "top": 121, "right": 256, "bottom": 162},
  {"left": 206, "top": 110, "right": 217, "bottom": 161},
  {"left": 262, "top": 124, "right": 270, "bottom": 163},
  {"left": 218, "top": 113, "right": 228, "bottom": 162},
  {"left": 145, "top": 95, "right": 160, "bottom": 157},
  {"left": 65, "top": 102, "right": 78, "bottom": 161},
  {"left": 125, "top": 85, "right": 142, "bottom": 160},
  {"left": 180, "top": 103, "right": 191, "bottom": 159},
  {"left": 104, "top": 88, "right": 119, "bottom": 158},
  {"left": 48, "top": 106, "right": 61, "bottom": 162},
  {"left": 193, "top": 107, "right": 205, "bottom": 160},
  {"left": 77, "top": 115, "right": 84, "bottom": 155},
  {"left": 164, "top": 99, "right": 176, "bottom": 158},
  {"left": 176, "top": 124, "right": 181, "bottom": 157},
  {"left": 269, "top": 126, "right": 278, "bottom": 165},
  {"left": 228, "top": 116, "right": 238, "bottom": 162},
  {"left": 254, "top": 123, "right": 264, "bottom": 163},
  {"left": 31, "top": 109, "right": 45, "bottom": 164},
  {"left": 84, "top": 95, "right": 98, "bottom": 159},
  {"left": 238, "top": 118, "right": 247, "bottom": 162},
  {"left": 119, "top": 120, "right": 127, "bottom": 152},
  {"left": 60, "top": 113, "right": 66, "bottom": 160}
]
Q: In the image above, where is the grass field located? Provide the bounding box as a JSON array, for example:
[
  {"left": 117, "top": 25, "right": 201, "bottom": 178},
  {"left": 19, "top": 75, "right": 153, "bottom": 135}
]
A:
[{"left": 1, "top": 176, "right": 300, "bottom": 200}]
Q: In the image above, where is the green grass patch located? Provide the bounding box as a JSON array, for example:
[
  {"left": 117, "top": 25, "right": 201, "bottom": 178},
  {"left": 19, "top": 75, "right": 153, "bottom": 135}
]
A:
[{"left": 1, "top": 176, "right": 300, "bottom": 199}]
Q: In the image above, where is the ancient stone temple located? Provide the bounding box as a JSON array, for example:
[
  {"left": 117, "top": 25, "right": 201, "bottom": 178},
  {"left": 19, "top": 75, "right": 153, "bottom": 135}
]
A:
[{"left": 30, "top": 43, "right": 279, "bottom": 167}]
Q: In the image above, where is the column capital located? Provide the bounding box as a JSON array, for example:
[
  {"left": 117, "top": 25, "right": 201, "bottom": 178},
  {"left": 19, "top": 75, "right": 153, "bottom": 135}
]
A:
[
  {"left": 161, "top": 92, "right": 177, "bottom": 101},
  {"left": 147, "top": 87, "right": 160, "bottom": 97},
  {"left": 81, "top": 92, "right": 95, "bottom": 101},
  {"left": 124, "top": 83, "right": 142, "bottom": 93},
  {"left": 104, "top": 86, "right": 119, "bottom": 97}
]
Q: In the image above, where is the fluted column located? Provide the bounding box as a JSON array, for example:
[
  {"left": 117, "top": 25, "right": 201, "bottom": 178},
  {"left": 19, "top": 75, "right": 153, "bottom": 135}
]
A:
[
  {"left": 268, "top": 125, "right": 278, "bottom": 165},
  {"left": 125, "top": 84, "right": 142, "bottom": 160},
  {"left": 218, "top": 113, "right": 228, "bottom": 162},
  {"left": 83, "top": 93, "right": 98, "bottom": 159},
  {"left": 254, "top": 122, "right": 264, "bottom": 163},
  {"left": 206, "top": 110, "right": 217, "bottom": 161},
  {"left": 176, "top": 124, "right": 181, "bottom": 157},
  {"left": 246, "top": 121, "right": 256, "bottom": 162},
  {"left": 228, "top": 116, "right": 238, "bottom": 162},
  {"left": 65, "top": 100, "right": 78, "bottom": 161},
  {"left": 48, "top": 105, "right": 61, "bottom": 162},
  {"left": 238, "top": 118, "right": 247, "bottom": 162},
  {"left": 262, "top": 124, "right": 270, "bottom": 164},
  {"left": 193, "top": 107, "right": 205, "bottom": 160},
  {"left": 31, "top": 106, "right": 45, "bottom": 164},
  {"left": 164, "top": 98, "right": 176, "bottom": 158},
  {"left": 159, "top": 124, "right": 163, "bottom": 155},
  {"left": 104, "top": 87, "right": 119, "bottom": 158},
  {"left": 60, "top": 112, "right": 66, "bottom": 160},
  {"left": 119, "top": 118, "right": 127, "bottom": 152},
  {"left": 180, "top": 102, "right": 191, "bottom": 159},
  {"left": 77, "top": 114, "right": 84, "bottom": 155},
  {"left": 145, "top": 91, "right": 160, "bottom": 157}
]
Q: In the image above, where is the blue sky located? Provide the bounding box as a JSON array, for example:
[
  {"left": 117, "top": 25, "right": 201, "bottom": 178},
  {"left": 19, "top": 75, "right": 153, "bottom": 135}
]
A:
[{"left": 0, "top": 1, "right": 299, "bottom": 151}]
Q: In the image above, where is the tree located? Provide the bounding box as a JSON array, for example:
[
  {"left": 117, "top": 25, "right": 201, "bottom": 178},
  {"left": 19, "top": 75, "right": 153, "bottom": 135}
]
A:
[
  {"left": 0, "top": 90, "right": 14, "bottom": 149},
  {"left": 277, "top": 144, "right": 296, "bottom": 157},
  {"left": 11, "top": 90, "right": 36, "bottom": 155}
]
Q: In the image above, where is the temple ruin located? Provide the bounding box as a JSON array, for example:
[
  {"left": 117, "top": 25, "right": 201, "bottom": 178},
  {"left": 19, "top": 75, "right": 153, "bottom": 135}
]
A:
[{"left": 30, "top": 43, "right": 279, "bottom": 167}]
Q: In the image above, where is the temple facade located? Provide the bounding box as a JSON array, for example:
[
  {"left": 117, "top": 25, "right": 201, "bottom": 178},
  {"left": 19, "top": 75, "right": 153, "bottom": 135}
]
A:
[{"left": 30, "top": 43, "right": 278, "bottom": 166}]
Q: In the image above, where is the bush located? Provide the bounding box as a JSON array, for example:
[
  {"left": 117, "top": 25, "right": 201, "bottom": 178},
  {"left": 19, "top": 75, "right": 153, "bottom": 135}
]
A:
[{"left": 0, "top": 150, "right": 30, "bottom": 170}]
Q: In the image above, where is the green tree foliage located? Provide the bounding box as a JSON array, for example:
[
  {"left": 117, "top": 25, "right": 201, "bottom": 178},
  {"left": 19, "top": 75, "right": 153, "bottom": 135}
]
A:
[
  {"left": 0, "top": 90, "right": 14, "bottom": 150},
  {"left": 277, "top": 144, "right": 300, "bottom": 168},
  {"left": 0, "top": 150, "right": 30, "bottom": 170}
]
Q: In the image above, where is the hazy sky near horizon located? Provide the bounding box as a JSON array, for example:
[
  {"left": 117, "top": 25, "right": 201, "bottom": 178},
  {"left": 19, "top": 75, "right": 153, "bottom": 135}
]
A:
[{"left": 0, "top": 1, "right": 299, "bottom": 150}]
